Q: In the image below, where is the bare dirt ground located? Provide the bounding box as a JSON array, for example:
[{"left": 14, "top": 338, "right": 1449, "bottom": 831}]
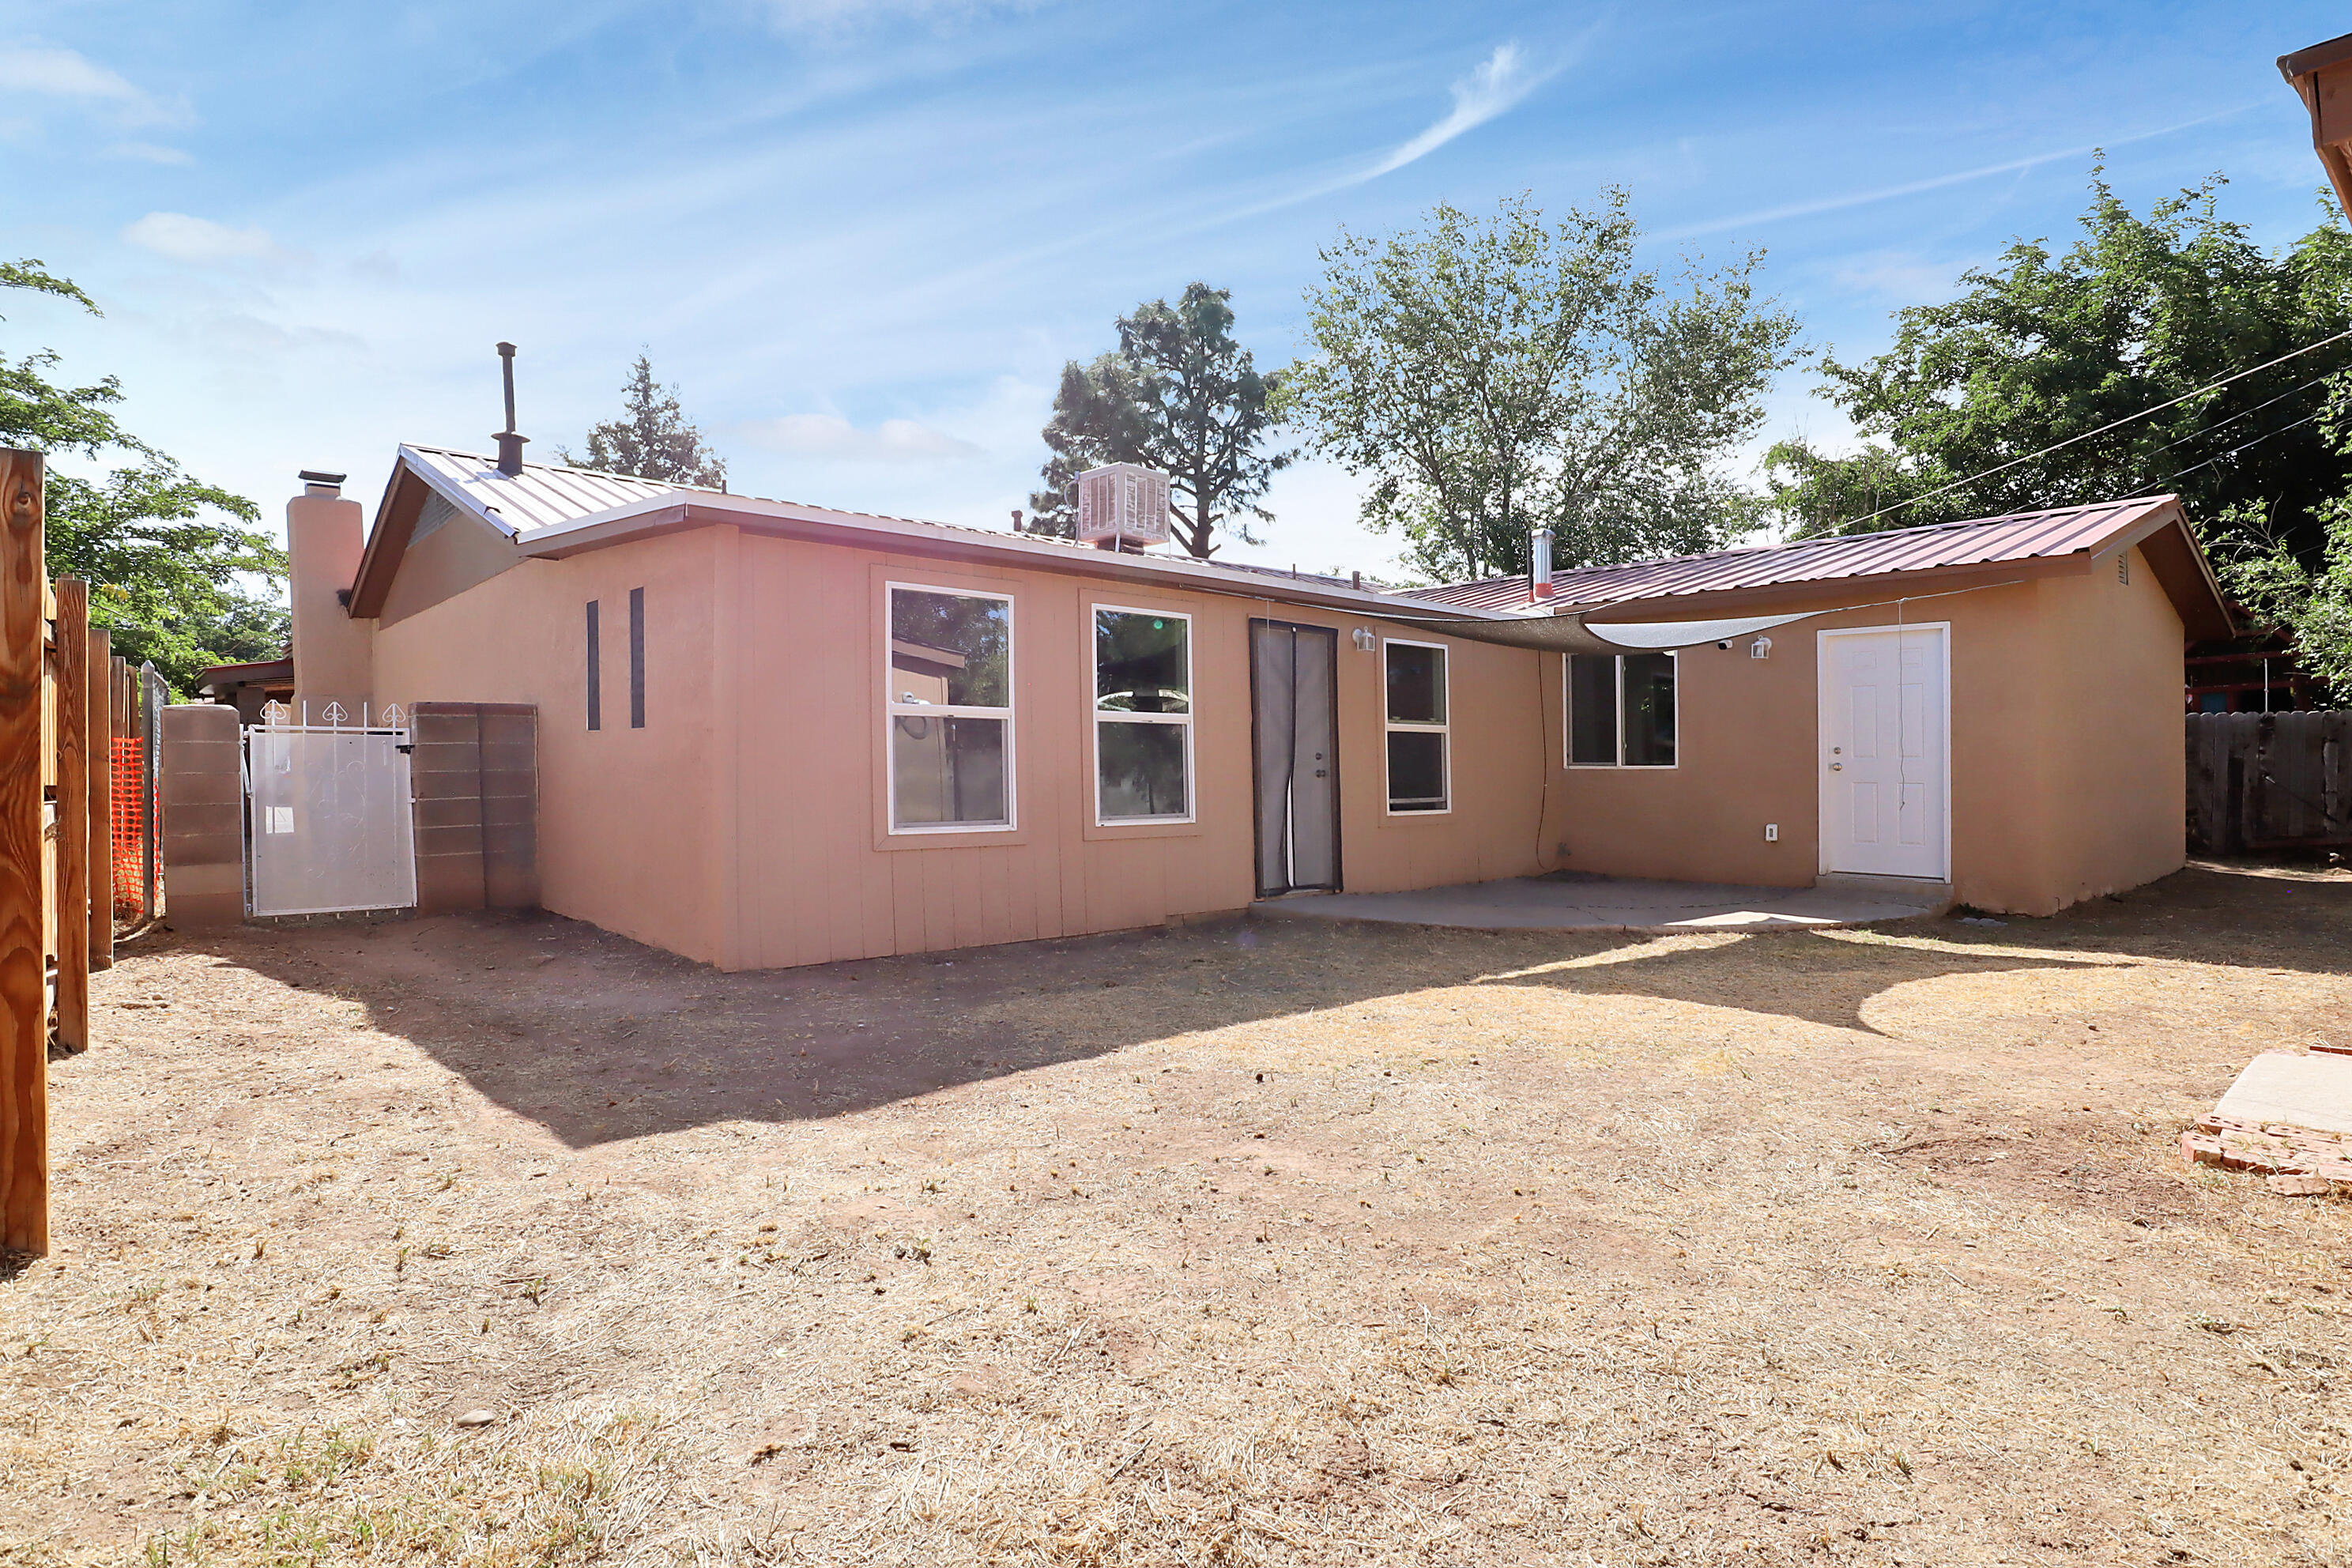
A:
[{"left": 2, "top": 861, "right": 2350, "bottom": 1567}]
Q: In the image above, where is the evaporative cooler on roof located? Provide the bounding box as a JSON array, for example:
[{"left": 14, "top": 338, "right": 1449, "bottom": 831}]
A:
[{"left": 1076, "top": 463, "right": 1172, "bottom": 549}]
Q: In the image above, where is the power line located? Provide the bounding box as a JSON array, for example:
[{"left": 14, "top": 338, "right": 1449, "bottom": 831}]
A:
[
  {"left": 2122, "top": 407, "right": 2328, "bottom": 499},
  {"left": 2134, "top": 366, "right": 2341, "bottom": 458},
  {"left": 1840, "top": 326, "right": 2352, "bottom": 529}
]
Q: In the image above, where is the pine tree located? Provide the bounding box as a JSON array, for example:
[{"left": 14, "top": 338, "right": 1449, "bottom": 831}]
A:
[
  {"left": 1029, "top": 285, "right": 1291, "bottom": 557},
  {"left": 561, "top": 354, "right": 727, "bottom": 488}
]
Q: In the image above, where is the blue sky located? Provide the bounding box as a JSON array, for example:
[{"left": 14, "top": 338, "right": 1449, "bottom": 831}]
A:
[{"left": 3, "top": 1, "right": 2348, "bottom": 579}]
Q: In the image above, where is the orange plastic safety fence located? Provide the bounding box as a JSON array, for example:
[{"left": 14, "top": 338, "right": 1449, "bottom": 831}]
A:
[{"left": 111, "top": 736, "right": 147, "bottom": 917}]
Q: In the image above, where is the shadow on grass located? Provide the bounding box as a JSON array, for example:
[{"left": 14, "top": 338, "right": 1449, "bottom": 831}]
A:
[{"left": 173, "top": 861, "right": 2350, "bottom": 1149}]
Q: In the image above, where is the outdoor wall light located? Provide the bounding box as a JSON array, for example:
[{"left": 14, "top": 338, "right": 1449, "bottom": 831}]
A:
[
  {"left": 1751, "top": 637, "right": 1773, "bottom": 659},
  {"left": 1351, "top": 628, "right": 1377, "bottom": 652}
]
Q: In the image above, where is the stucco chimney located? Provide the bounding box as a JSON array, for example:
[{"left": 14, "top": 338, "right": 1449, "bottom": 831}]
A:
[
  {"left": 287, "top": 470, "right": 374, "bottom": 720},
  {"left": 1531, "top": 526, "right": 1555, "bottom": 601}
]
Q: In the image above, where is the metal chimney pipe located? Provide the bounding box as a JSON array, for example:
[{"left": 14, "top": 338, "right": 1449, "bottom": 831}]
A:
[
  {"left": 1531, "top": 526, "right": 1555, "bottom": 601},
  {"left": 493, "top": 341, "right": 528, "bottom": 477}
]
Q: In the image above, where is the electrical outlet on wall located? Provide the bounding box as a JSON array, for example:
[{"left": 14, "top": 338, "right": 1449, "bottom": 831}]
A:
[{"left": 1764, "top": 824, "right": 1779, "bottom": 842}]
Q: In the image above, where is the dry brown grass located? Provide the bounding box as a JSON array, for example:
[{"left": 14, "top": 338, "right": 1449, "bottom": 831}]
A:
[{"left": 2, "top": 861, "right": 2350, "bottom": 1566}]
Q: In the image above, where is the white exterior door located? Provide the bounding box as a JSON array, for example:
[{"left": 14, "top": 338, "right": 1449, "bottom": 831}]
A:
[{"left": 1819, "top": 625, "right": 1950, "bottom": 880}]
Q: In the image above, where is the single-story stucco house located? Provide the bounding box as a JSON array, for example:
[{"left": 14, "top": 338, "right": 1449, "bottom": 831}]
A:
[{"left": 262, "top": 439, "right": 2230, "bottom": 971}]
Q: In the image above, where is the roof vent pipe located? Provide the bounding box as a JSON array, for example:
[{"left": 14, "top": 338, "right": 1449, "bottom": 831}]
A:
[
  {"left": 1531, "top": 526, "right": 1555, "bottom": 601},
  {"left": 493, "top": 341, "right": 528, "bottom": 477}
]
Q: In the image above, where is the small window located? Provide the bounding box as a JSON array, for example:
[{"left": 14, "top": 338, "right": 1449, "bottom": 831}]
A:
[
  {"left": 887, "top": 585, "right": 1013, "bottom": 831},
  {"left": 585, "top": 599, "right": 601, "bottom": 732},
  {"left": 1567, "top": 651, "right": 1676, "bottom": 767},
  {"left": 1384, "top": 640, "right": 1449, "bottom": 812},
  {"left": 628, "top": 586, "right": 646, "bottom": 729},
  {"left": 1094, "top": 607, "right": 1192, "bottom": 822}
]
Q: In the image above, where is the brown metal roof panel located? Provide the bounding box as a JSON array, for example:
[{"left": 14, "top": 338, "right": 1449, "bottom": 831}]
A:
[{"left": 1408, "top": 497, "right": 2177, "bottom": 609}]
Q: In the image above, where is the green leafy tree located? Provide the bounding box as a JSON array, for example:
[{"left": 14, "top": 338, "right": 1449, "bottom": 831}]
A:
[
  {"left": 560, "top": 354, "right": 727, "bottom": 487},
  {"left": 1276, "top": 190, "right": 1799, "bottom": 582},
  {"left": 2214, "top": 376, "right": 2352, "bottom": 700},
  {"left": 1764, "top": 172, "right": 2352, "bottom": 550},
  {"left": 1030, "top": 283, "right": 1291, "bottom": 558},
  {"left": 2, "top": 258, "right": 288, "bottom": 694}
]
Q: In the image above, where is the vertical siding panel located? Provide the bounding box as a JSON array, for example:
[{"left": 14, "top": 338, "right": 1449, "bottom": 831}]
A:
[
  {"left": 956, "top": 850, "right": 989, "bottom": 950},
  {"left": 888, "top": 850, "right": 924, "bottom": 958}
]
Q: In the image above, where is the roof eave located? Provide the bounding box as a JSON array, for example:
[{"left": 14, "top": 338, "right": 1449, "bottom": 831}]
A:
[{"left": 2111, "top": 499, "right": 2233, "bottom": 640}]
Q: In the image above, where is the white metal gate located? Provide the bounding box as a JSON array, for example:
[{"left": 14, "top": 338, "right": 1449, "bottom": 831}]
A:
[{"left": 245, "top": 723, "right": 418, "bottom": 916}]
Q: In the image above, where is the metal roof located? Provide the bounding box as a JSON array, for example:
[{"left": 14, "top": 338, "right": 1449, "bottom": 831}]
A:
[
  {"left": 1408, "top": 498, "right": 2186, "bottom": 612},
  {"left": 379, "top": 445, "right": 1410, "bottom": 616},
  {"left": 399, "top": 445, "right": 710, "bottom": 537}
]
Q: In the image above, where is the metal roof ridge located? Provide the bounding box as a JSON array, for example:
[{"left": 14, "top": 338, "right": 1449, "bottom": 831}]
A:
[{"left": 399, "top": 442, "right": 729, "bottom": 497}]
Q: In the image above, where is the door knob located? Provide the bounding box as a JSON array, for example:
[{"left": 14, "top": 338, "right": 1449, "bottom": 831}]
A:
[{"left": 1830, "top": 762, "right": 1843, "bottom": 772}]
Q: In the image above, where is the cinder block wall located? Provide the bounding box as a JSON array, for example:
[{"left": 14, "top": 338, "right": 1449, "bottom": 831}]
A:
[
  {"left": 410, "top": 703, "right": 539, "bottom": 915},
  {"left": 160, "top": 704, "right": 243, "bottom": 927}
]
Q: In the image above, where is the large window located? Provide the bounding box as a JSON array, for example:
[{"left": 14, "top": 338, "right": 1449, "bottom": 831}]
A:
[
  {"left": 1384, "top": 639, "right": 1449, "bottom": 812},
  {"left": 887, "top": 586, "right": 1013, "bottom": 831},
  {"left": 1094, "top": 607, "right": 1192, "bottom": 823},
  {"left": 1567, "top": 651, "right": 1676, "bottom": 767}
]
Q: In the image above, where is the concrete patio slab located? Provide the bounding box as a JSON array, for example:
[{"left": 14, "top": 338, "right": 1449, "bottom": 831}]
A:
[
  {"left": 1250, "top": 873, "right": 1949, "bottom": 933},
  {"left": 2214, "top": 1051, "right": 2352, "bottom": 1138}
]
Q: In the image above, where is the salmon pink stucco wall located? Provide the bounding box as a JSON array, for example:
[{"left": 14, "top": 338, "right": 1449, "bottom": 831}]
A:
[
  {"left": 358, "top": 514, "right": 2188, "bottom": 965},
  {"left": 368, "top": 530, "right": 729, "bottom": 963},
  {"left": 719, "top": 531, "right": 1548, "bottom": 971},
  {"left": 368, "top": 522, "right": 1548, "bottom": 971},
  {"left": 1534, "top": 550, "right": 2187, "bottom": 915}
]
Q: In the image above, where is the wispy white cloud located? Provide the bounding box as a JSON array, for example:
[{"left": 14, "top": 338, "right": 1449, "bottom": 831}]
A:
[
  {"left": 737, "top": 412, "right": 982, "bottom": 463},
  {"left": 1830, "top": 249, "right": 1966, "bottom": 302},
  {"left": 1657, "top": 102, "right": 2261, "bottom": 241},
  {"left": 122, "top": 212, "right": 296, "bottom": 266},
  {"left": 105, "top": 140, "right": 196, "bottom": 166},
  {"left": 757, "top": 0, "right": 1042, "bottom": 37},
  {"left": 1359, "top": 42, "right": 1547, "bottom": 182},
  {"left": 0, "top": 44, "right": 187, "bottom": 127}
]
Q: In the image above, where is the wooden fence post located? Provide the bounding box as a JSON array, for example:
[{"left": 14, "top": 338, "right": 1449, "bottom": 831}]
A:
[
  {"left": 53, "top": 580, "right": 88, "bottom": 1054},
  {"left": 88, "top": 628, "right": 111, "bottom": 971},
  {"left": 0, "top": 450, "right": 47, "bottom": 1255}
]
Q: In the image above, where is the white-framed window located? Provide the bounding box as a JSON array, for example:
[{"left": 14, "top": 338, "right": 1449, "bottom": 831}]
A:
[
  {"left": 1383, "top": 639, "right": 1449, "bottom": 813},
  {"left": 1567, "top": 650, "right": 1677, "bottom": 767},
  {"left": 886, "top": 583, "right": 1015, "bottom": 832},
  {"left": 1092, "top": 605, "right": 1193, "bottom": 824}
]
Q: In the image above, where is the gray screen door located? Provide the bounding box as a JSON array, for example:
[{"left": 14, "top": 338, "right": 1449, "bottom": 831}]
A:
[{"left": 1250, "top": 620, "right": 1340, "bottom": 896}]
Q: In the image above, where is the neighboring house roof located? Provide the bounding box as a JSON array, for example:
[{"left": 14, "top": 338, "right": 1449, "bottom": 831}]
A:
[
  {"left": 1408, "top": 496, "right": 2232, "bottom": 639},
  {"left": 194, "top": 655, "right": 294, "bottom": 696}
]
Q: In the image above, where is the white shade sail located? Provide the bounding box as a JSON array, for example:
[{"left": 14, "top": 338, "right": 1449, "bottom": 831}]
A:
[{"left": 1385, "top": 607, "right": 1819, "bottom": 654}]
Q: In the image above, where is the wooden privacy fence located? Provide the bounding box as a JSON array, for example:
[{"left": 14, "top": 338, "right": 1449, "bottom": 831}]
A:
[
  {"left": 2186, "top": 710, "right": 2352, "bottom": 854},
  {"left": 2, "top": 450, "right": 122, "bottom": 1256}
]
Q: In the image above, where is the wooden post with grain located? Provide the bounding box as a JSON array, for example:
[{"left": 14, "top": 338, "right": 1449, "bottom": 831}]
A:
[
  {"left": 88, "top": 628, "right": 111, "bottom": 972},
  {"left": 52, "top": 579, "right": 89, "bottom": 1054},
  {"left": 0, "top": 450, "right": 48, "bottom": 1254}
]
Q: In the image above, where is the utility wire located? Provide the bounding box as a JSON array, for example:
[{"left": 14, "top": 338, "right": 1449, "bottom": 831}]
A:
[
  {"left": 2120, "top": 407, "right": 2328, "bottom": 499},
  {"left": 1840, "top": 326, "right": 2352, "bottom": 529},
  {"left": 2132, "top": 366, "right": 2342, "bottom": 458}
]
